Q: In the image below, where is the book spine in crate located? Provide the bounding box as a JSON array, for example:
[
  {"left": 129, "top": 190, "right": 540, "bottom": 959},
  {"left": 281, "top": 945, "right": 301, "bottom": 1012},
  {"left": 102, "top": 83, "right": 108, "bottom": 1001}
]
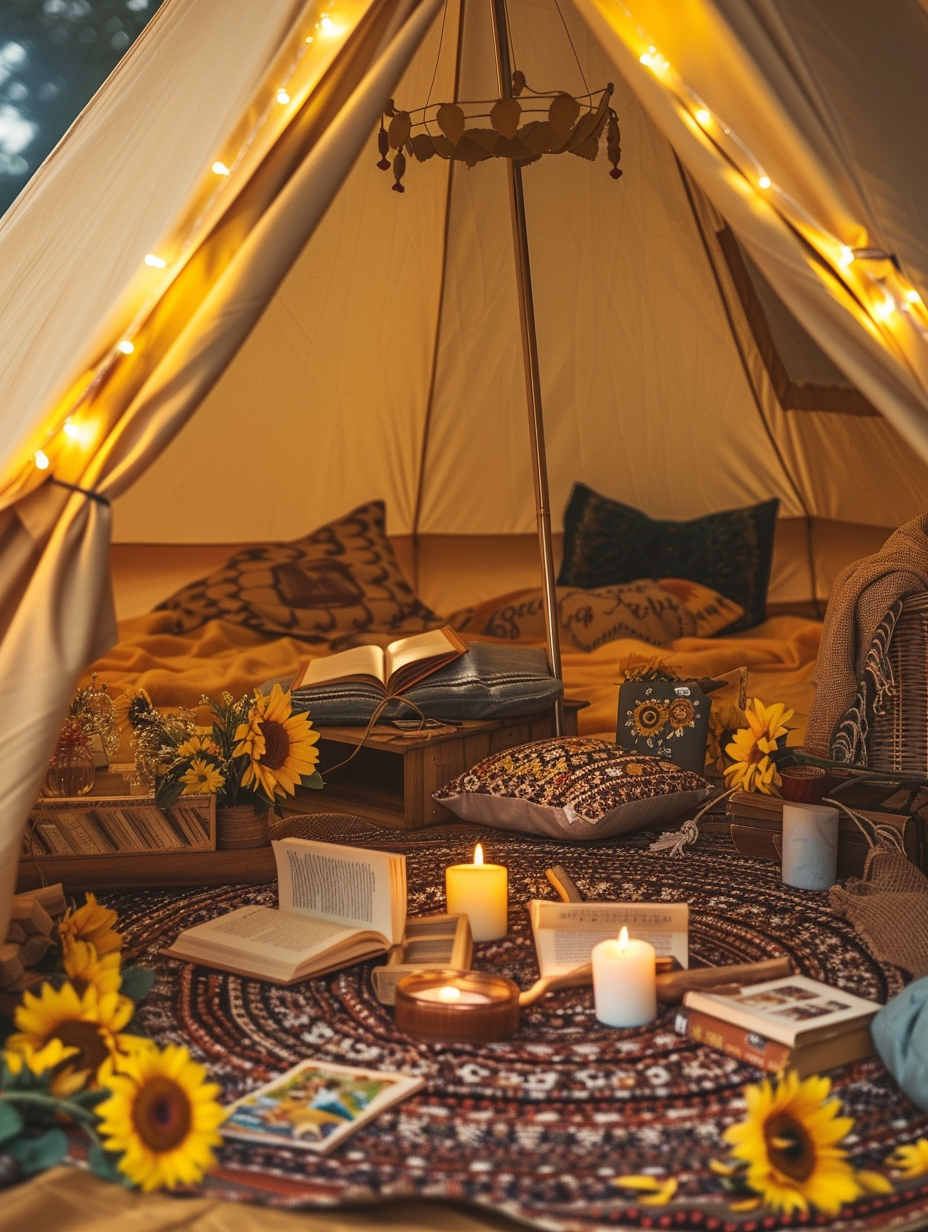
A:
[{"left": 675, "top": 1006, "right": 792, "bottom": 1072}]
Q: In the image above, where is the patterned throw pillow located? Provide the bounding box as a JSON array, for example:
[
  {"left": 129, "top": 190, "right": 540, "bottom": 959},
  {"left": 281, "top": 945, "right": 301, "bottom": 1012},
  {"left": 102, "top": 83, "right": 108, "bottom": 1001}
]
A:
[
  {"left": 557, "top": 485, "right": 779, "bottom": 631},
  {"left": 434, "top": 736, "right": 711, "bottom": 841},
  {"left": 155, "top": 501, "right": 442, "bottom": 641},
  {"left": 449, "top": 579, "right": 742, "bottom": 649}
]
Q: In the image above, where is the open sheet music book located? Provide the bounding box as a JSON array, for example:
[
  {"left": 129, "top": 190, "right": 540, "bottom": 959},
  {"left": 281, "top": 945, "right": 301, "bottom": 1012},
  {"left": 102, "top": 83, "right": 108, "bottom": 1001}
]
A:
[
  {"left": 528, "top": 899, "right": 689, "bottom": 977},
  {"left": 163, "top": 838, "right": 406, "bottom": 985},
  {"left": 292, "top": 626, "right": 467, "bottom": 697}
]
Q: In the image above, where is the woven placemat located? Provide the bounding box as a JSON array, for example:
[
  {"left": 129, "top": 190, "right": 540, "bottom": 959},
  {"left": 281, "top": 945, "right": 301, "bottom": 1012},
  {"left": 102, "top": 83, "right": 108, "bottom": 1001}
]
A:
[{"left": 111, "top": 820, "right": 928, "bottom": 1231}]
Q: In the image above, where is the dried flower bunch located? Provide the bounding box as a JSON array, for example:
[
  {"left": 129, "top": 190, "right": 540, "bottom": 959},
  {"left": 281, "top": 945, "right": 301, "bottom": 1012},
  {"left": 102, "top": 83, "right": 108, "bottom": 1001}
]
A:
[
  {"left": 119, "top": 684, "right": 322, "bottom": 814},
  {"left": 59, "top": 674, "right": 120, "bottom": 757}
]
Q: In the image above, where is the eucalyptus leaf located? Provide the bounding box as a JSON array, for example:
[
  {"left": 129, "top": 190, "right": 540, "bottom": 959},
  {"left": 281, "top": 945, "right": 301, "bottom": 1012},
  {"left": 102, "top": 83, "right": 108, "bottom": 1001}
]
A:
[
  {"left": 88, "top": 1142, "right": 130, "bottom": 1186},
  {"left": 436, "top": 103, "right": 465, "bottom": 146},
  {"left": 120, "top": 966, "right": 155, "bottom": 1003},
  {"left": 6, "top": 1128, "right": 67, "bottom": 1174},
  {"left": 300, "top": 771, "right": 324, "bottom": 791},
  {"left": 155, "top": 777, "right": 185, "bottom": 810},
  {"left": 0, "top": 1103, "right": 22, "bottom": 1145}
]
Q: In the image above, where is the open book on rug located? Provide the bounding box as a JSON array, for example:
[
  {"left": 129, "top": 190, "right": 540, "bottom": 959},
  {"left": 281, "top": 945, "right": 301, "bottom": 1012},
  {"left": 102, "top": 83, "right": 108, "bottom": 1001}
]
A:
[
  {"left": 163, "top": 837, "right": 406, "bottom": 984},
  {"left": 292, "top": 626, "right": 467, "bottom": 698}
]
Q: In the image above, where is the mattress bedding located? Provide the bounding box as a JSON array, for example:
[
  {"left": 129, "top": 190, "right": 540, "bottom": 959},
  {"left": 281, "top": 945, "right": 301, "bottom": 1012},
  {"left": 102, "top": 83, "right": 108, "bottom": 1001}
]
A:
[{"left": 84, "top": 610, "right": 823, "bottom": 744}]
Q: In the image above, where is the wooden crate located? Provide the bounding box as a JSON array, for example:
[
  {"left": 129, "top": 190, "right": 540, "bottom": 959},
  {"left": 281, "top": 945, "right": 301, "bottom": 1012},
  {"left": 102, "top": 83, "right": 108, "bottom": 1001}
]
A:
[{"left": 287, "top": 700, "right": 586, "bottom": 830}]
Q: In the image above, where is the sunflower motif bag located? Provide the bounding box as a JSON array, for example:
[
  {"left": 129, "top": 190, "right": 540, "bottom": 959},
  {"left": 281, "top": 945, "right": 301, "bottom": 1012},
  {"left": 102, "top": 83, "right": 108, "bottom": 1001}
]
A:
[{"left": 617, "top": 678, "right": 717, "bottom": 773}]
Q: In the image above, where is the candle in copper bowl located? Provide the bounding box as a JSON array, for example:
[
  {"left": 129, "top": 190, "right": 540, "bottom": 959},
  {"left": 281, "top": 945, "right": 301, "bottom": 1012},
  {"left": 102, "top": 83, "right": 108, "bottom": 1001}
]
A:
[{"left": 395, "top": 969, "right": 520, "bottom": 1042}]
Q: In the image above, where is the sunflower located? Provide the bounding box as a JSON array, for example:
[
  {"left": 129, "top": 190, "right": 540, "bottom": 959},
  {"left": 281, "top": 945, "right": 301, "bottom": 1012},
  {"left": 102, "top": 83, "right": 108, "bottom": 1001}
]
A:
[
  {"left": 62, "top": 939, "right": 122, "bottom": 1000},
  {"left": 706, "top": 703, "right": 747, "bottom": 774},
  {"left": 233, "top": 684, "right": 320, "bottom": 800},
  {"left": 176, "top": 734, "right": 219, "bottom": 759},
  {"left": 723, "top": 698, "right": 794, "bottom": 795},
  {"left": 887, "top": 1138, "right": 928, "bottom": 1178},
  {"left": 58, "top": 892, "right": 122, "bottom": 956},
  {"left": 179, "top": 757, "right": 225, "bottom": 796},
  {"left": 3, "top": 1038, "right": 86, "bottom": 1098},
  {"left": 723, "top": 1070, "right": 863, "bottom": 1216},
  {"left": 113, "top": 686, "right": 153, "bottom": 733},
  {"left": 630, "top": 699, "right": 667, "bottom": 738},
  {"left": 96, "top": 1043, "right": 226, "bottom": 1191},
  {"left": 667, "top": 697, "right": 695, "bottom": 732},
  {"left": 7, "top": 981, "right": 135, "bottom": 1088}
]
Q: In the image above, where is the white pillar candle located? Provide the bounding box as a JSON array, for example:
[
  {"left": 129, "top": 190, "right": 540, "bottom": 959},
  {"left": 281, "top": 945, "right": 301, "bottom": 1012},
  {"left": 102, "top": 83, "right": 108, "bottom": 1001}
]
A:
[
  {"left": 782, "top": 802, "right": 839, "bottom": 891},
  {"left": 445, "top": 843, "right": 508, "bottom": 941},
  {"left": 592, "top": 926, "right": 657, "bottom": 1027}
]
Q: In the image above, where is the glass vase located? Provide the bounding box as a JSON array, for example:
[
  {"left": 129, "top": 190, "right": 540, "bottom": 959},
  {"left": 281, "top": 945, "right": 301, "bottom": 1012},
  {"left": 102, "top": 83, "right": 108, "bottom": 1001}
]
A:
[{"left": 45, "top": 739, "right": 96, "bottom": 798}]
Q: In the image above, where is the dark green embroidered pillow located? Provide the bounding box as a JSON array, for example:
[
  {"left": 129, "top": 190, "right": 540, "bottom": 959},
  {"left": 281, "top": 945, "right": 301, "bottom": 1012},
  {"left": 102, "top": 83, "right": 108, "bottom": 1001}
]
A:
[{"left": 557, "top": 485, "right": 779, "bottom": 631}]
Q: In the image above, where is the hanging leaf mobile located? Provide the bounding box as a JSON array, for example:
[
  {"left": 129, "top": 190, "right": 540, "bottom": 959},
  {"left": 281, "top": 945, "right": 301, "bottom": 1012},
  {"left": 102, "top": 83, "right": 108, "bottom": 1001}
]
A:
[{"left": 377, "top": 70, "right": 621, "bottom": 192}]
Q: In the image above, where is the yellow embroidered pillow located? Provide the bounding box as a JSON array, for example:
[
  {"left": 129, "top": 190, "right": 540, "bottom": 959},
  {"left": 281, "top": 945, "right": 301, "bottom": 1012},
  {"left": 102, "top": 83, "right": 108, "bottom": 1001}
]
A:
[{"left": 449, "top": 580, "right": 742, "bottom": 651}]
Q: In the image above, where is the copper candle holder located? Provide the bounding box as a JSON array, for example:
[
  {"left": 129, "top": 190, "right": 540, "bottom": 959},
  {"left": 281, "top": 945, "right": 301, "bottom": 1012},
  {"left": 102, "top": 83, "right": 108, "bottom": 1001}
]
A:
[{"left": 395, "top": 969, "right": 520, "bottom": 1042}]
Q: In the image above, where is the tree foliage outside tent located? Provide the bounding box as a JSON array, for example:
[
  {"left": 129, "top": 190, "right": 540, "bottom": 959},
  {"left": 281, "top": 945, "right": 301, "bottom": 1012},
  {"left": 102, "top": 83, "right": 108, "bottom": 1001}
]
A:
[{"left": 0, "top": 0, "right": 164, "bottom": 218}]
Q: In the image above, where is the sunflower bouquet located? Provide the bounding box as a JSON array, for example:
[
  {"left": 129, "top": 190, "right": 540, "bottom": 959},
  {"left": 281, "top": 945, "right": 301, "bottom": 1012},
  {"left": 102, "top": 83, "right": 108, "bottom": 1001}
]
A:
[
  {"left": 121, "top": 684, "right": 322, "bottom": 815},
  {"left": 0, "top": 893, "right": 225, "bottom": 1191}
]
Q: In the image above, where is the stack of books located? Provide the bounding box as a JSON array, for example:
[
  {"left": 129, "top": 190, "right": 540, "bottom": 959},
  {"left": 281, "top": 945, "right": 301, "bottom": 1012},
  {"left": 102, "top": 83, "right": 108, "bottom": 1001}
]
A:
[{"left": 675, "top": 975, "right": 879, "bottom": 1077}]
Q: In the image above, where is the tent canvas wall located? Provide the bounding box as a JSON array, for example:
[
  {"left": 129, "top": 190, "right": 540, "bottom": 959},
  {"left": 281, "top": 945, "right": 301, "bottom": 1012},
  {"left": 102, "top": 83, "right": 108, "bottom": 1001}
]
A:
[{"left": 1, "top": 0, "right": 928, "bottom": 933}]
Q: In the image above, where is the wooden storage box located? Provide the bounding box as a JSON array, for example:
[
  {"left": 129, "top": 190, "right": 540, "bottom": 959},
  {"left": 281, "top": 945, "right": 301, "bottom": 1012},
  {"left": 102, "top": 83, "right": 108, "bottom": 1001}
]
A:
[{"left": 288, "top": 700, "right": 585, "bottom": 830}]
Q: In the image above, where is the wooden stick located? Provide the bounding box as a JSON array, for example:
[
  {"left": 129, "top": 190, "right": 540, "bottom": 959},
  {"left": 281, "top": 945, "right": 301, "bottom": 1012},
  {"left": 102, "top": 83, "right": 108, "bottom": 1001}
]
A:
[
  {"left": 545, "top": 866, "right": 584, "bottom": 903},
  {"left": 519, "top": 955, "right": 793, "bottom": 1008}
]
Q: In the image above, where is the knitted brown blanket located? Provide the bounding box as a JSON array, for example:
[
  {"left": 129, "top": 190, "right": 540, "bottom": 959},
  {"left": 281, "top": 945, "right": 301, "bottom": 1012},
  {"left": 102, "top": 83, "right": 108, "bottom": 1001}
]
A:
[{"left": 805, "top": 514, "right": 928, "bottom": 755}]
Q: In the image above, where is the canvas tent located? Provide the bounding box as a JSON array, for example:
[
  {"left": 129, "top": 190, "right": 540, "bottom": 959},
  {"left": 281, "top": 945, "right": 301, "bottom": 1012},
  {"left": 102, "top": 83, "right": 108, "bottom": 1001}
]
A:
[{"left": 1, "top": 0, "right": 928, "bottom": 931}]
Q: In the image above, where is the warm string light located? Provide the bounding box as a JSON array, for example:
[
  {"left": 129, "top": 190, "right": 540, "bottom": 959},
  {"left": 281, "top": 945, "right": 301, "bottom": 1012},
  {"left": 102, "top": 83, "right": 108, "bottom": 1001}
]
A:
[
  {"left": 33, "top": 450, "right": 49, "bottom": 471},
  {"left": 212, "top": 161, "right": 230, "bottom": 176},
  {"left": 117, "top": 340, "right": 135, "bottom": 354},
  {"left": 62, "top": 419, "right": 80, "bottom": 440},
  {"left": 143, "top": 253, "right": 166, "bottom": 269},
  {"left": 633, "top": 33, "right": 928, "bottom": 337}
]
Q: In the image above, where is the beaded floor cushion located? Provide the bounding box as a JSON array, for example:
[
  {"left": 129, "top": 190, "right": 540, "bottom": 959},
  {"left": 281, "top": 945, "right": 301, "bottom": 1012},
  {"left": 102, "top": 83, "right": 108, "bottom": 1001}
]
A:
[{"left": 111, "top": 819, "right": 928, "bottom": 1232}]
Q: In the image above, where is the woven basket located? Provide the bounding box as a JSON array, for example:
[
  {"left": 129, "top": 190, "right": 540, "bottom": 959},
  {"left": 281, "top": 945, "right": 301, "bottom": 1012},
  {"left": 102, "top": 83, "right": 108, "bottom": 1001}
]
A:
[{"left": 868, "top": 591, "right": 928, "bottom": 773}]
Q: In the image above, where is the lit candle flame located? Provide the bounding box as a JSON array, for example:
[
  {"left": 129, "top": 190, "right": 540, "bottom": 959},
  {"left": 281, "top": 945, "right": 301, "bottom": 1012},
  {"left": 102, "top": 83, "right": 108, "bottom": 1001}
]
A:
[
  {"left": 617, "top": 925, "right": 629, "bottom": 952},
  {"left": 474, "top": 843, "right": 484, "bottom": 866},
  {"left": 437, "top": 985, "right": 461, "bottom": 1003}
]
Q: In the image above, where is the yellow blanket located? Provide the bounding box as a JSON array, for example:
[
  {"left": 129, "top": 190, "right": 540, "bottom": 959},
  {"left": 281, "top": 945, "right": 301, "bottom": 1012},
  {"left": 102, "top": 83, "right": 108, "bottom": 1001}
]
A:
[{"left": 85, "top": 613, "right": 822, "bottom": 742}]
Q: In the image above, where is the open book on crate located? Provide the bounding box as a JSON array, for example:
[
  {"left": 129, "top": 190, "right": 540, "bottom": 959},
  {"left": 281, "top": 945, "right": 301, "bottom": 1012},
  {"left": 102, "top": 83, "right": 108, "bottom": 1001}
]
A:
[
  {"left": 292, "top": 626, "right": 467, "bottom": 699},
  {"left": 163, "top": 838, "right": 406, "bottom": 984}
]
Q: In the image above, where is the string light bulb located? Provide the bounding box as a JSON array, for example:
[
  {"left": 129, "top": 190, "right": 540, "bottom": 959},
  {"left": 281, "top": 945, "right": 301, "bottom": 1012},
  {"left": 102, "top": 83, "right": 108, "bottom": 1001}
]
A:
[
  {"left": 305, "top": 34, "right": 313, "bottom": 43},
  {"left": 838, "top": 246, "right": 855, "bottom": 269},
  {"left": 212, "top": 161, "right": 230, "bottom": 176},
  {"left": 117, "top": 340, "right": 135, "bottom": 354},
  {"left": 873, "top": 293, "right": 896, "bottom": 322},
  {"left": 34, "top": 450, "right": 49, "bottom": 470},
  {"left": 757, "top": 175, "right": 771, "bottom": 190},
  {"left": 276, "top": 88, "right": 290, "bottom": 104},
  {"left": 906, "top": 289, "right": 922, "bottom": 304},
  {"left": 695, "top": 108, "right": 710, "bottom": 126},
  {"left": 320, "top": 15, "right": 334, "bottom": 30},
  {"left": 144, "top": 253, "right": 167, "bottom": 269},
  {"left": 62, "top": 419, "right": 80, "bottom": 439}
]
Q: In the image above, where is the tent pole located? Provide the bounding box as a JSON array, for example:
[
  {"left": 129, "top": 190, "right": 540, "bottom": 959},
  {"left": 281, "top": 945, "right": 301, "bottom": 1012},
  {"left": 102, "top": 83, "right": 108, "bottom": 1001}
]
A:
[{"left": 489, "top": 0, "right": 564, "bottom": 736}]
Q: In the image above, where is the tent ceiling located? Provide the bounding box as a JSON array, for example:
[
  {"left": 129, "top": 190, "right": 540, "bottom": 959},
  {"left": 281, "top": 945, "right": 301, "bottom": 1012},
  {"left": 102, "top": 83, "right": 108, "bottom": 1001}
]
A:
[{"left": 110, "top": 0, "right": 928, "bottom": 545}]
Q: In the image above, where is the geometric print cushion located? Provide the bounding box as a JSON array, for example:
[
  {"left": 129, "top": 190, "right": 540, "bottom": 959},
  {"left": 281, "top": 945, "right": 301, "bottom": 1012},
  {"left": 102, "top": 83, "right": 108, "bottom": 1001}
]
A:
[
  {"left": 448, "top": 579, "right": 743, "bottom": 649},
  {"left": 155, "top": 500, "right": 442, "bottom": 642},
  {"left": 434, "top": 736, "right": 712, "bottom": 842}
]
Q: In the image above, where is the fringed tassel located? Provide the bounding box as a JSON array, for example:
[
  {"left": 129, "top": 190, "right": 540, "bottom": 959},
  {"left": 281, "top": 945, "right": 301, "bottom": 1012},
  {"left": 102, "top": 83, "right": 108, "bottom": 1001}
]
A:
[
  {"left": 606, "top": 109, "right": 622, "bottom": 180},
  {"left": 377, "top": 120, "right": 390, "bottom": 170},
  {"left": 649, "top": 787, "right": 735, "bottom": 856}
]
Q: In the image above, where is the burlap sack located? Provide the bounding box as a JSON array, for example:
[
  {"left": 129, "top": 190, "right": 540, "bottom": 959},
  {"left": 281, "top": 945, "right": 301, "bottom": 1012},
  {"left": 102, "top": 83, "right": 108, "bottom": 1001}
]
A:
[{"left": 830, "top": 846, "right": 928, "bottom": 977}]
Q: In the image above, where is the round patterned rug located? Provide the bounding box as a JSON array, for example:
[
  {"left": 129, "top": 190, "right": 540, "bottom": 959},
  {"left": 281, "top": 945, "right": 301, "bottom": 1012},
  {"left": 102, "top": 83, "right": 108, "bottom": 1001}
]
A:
[{"left": 110, "top": 819, "right": 928, "bottom": 1231}]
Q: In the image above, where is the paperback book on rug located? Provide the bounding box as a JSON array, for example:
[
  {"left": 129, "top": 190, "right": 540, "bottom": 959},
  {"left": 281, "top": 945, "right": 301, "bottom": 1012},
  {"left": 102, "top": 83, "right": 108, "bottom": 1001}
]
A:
[
  {"left": 163, "top": 837, "right": 406, "bottom": 984},
  {"left": 223, "top": 1058, "right": 423, "bottom": 1154}
]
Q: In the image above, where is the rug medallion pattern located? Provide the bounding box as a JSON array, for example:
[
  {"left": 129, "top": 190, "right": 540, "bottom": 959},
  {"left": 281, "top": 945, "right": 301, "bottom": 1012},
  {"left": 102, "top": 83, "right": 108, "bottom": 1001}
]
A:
[{"left": 108, "top": 820, "right": 928, "bottom": 1231}]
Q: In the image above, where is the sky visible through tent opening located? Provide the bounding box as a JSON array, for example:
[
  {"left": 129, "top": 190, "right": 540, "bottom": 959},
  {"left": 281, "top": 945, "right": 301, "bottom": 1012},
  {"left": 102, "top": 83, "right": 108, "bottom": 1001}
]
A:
[{"left": 0, "top": 0, "right": 163, "bottom": 219}]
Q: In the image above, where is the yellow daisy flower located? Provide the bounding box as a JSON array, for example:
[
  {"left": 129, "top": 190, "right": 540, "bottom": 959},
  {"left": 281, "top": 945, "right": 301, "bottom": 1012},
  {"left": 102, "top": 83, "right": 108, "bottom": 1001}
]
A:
[
  {"left": 179, "top": 757, "right": 225, "bottom": 796},
  {"left": 176, "top": 735, "right": 219, "bottom": 759},
  {"left": 58, "top": 892, "right": 122, "bottom": 956},
  {"left": 887, "top": 1138, "right": 928, "bottom": 1178},
  {"left": 723, "top": 698, "right": 794, "bottom": 795},
  {"left": 233, "top": 684, "right": 320, "bottom": 800},
  {"left": 113, "top": 686, "right": 153, "bottom": 732},
  {"left": 62, "top": 938, "right": 122, "bottom": 1000},
  {"left": 96, "top": 1043, "right": 226, "bottom": 1192},
  {"left": 724, "top": 1070, "right": 862, "bottom": 1217},
  {"left": 7, "top": 980, "right": 135, "bottom": 1088},
  {"left": 3, "top": 1038, "right": 85, "bottom": 1098}
]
